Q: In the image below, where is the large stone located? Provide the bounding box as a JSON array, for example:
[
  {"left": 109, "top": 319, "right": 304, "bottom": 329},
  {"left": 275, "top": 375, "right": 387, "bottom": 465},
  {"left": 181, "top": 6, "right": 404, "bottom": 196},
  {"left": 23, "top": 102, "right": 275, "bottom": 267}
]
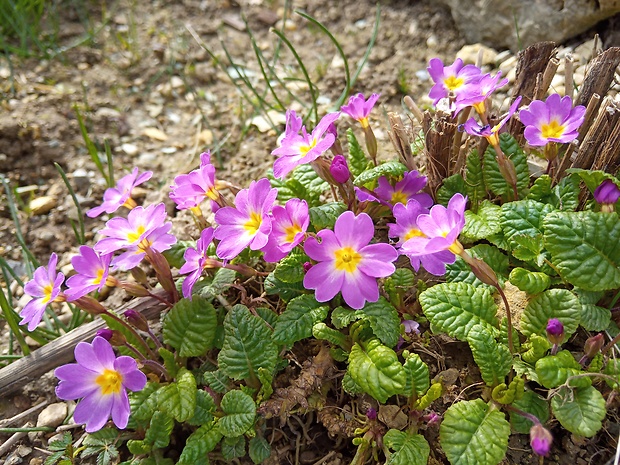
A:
[{"left": 438, "top": 0, "right": 620, "bottom": 51}]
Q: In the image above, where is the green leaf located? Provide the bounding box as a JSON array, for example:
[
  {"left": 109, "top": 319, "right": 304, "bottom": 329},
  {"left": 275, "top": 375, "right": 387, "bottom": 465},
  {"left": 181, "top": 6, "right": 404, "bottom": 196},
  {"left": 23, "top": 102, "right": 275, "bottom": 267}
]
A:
[
  {"left": 358, "top": 297, "right": 401, "bottom": 347},
  {"left": 273, "top": 294, "right": 329, "bottom": 345},
  {"left": 483, "top": 133, "right": 529, "bottom": 198},
  {"left": 445, "top": 244, "right": 508, "bottom": 289},
  {"left": 461, "top": 201, "right": 501, "bottom": 241},
  {"left": 520, "top": 289, "right": 581, "bottom": 339},
  {"left": 383, "top": 430, "right": 430, "bottom": 465},
  {"left": 158, "top": 348, "right": 178, "bottom": 379},
  {"left": 144, "top": 411, "right": 173, "bottom": 449},
  {"left": 203, "top": 369, "right": 229, "bottom": 393},
  {"left": 268, "top": 164, "right": 328, "bottom": 206},
  {"left": 402, "top": 352, "right": 430, "bottom": 398},
  {"left": 500, "top": 200, "right": 554, "bottom": 245},
  {"left": 508, "top": 267, "right": 550, "bottom": 294},
  {"left": 273, "top": 250, "right": 309, "bottom": 283},
  {"left": 419, "top": 282, "right": 499, "bottom": 341},
  {"left": 467, "top": 324, "right": 512, "bottom": 386},
  {"left": 565, "top": 168, "right": 620, "bottom": 198},
  {"left": 580, "top": 303, "right": 611, "bottom": 331},
  {"left": 312, "top": 322, "right": 348, "bottom": 348},
  {"left": 177, "top": 422, "right": 222, "bottom": 465},
  {"left": 163, "top": 240, "right": 194, "bottom": 269},
  {"left": 331, "top": 306, "right": 361, "bottom": 329},
  {"left": 535, "top": 350, "right": 587, "bottom": 389},
  {"left": 308, "top": 202, "right": 347, "bottom": 230},
  {"left": 551, "top": 385, "right": 606, "bottom": 437},
  {"left": 162, "top": 296, "right": 217, "bottom": 357},
  {"left": 126, "top": 440, "right": 151, "bottom": 455},
  {"left": 510, "top": 391, "right": 549, "bottom": 434},
  {"left": 342, "top": 370, "right": 365, "bottom": 395},
  {"left": 218, "top": 305, "right": 278, "bottom": 381},
  {"left": 347, "top": 128, "right": 369, "bottom": 176},
  {"left": 440, "top": 399, "right": 510, "bottom": 465},
  {"left": 527, "top": 175, "right": 553, "bottom": 203},
  {"left": 347, "top": 338, "right": 406, "bottom": 402},
  {"left": 264, "top": 272, "right": 306, "bottom": 301},
  {"left": 157, "top": 368, "right": 197, "bottom": 422},
  {"left": 217, "top": 390, "right": 256, "bottom": 437},
  {"left": 544, "top": 211, "right": 620, "bottom": 291},
  {"left": 188, "top": 390, "right": 216, "bottom": 426},
  {"left": 554, "top": 174, "right": 580, "bottom": 211},
  {"left": 465, "top": 149, "right": 486, "bottom": 211},
  {"left": 353, "top": 161, "right": 407, "bottom": 186},
  {"left": 436, "top": 173, "right": 467, "bottom": 206},
  {"left": 221, "top": 436, "right": 245, "bottom": 461},
  {"left": 130, "top": 383, "right": 160, "bottom": 422},
  {"left": 198, "top": 267, "right": 237, "bottom": 300},
  {"left": 248, "top": 436, "right": 271, "bottom": 464},
  {"left": 384, "top": 267, "right": 415, "bottom": 290}
]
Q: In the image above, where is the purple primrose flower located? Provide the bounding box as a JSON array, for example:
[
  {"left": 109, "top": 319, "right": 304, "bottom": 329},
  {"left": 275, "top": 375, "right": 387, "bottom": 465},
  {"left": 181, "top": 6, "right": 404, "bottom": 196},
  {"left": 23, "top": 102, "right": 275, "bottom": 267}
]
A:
[
  {"left": 374, "top": 171, "right": 433, "bottom": 208},
  {"left": 65, "top": 246, "right": 113, "bottom": 301},
  {"left": 55, "top": 336, "right": 147, "bottom": 432},
  {"left": 341, "top": 93, "right": 380, "bottom": 129},
  {"left": 455, "top": 72, "right": 508, "bottom": 115},
  {"left": 179, "top": 227, "right": 216, "bottom": 299},
  {"left": 427, "top": 58, "right": 482, "bottom": 105},
  {"left": 87, "top": 168, "right": 152, "bottom": 218},
  {"left": 262, "top": 198, "right": 310, "bottom": 262},
  {"left": 19, "top": 253, "right": 65, "bottom": 331},
  {"left": 303, "top": 211, "right": 397, "bottom": 309},
  {"left": 462, "top": 97, "right": 522, "bottom": 145},
  {"left": 169, "top": 151, "right": 220, "bottom": 211}
]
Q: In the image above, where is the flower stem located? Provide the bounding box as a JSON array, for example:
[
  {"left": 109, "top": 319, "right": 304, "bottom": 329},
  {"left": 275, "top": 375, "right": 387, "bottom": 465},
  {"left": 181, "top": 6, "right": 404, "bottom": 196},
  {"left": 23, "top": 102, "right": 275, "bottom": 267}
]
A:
[{"left": 104, "top": 310, "right": 158, "bottom": 360}]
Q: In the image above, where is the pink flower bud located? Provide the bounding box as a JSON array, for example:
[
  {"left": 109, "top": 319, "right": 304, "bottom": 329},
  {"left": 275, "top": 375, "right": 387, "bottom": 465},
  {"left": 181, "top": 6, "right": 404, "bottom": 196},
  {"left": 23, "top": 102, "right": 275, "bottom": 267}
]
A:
[
  {"left": 584, "top": 333, "right": 605, "bottom": 359},
  {"left": 303, "top": 261, "right": 313, "bottom": 273},
  {"left": 546, "top": 318, "right": 564, "bottom": 345},
  {"left": 594, "top": 179, "right": 620, "bottom": 212},
  {"left": 329, "top": 155, "right": 350, "bottom": 184},
  {"left": 124, "top": 309, "right": 149, "bottom": 332},
  {"left": 96, "top": 329, "right": 114, "bottom": 341},
  {"left": 530, "top": 424, "right": 552, "bottom": 457},
  {"left": 366, "top": 407, "right": 377, "bottom": 421}
]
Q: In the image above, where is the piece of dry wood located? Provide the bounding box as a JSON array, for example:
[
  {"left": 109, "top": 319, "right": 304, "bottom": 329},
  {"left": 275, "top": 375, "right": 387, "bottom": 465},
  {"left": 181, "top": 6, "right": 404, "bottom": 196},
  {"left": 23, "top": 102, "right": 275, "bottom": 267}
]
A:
[
  {"left": 423, "top": 111, "right": 458, "bottom": 197},
  {"left": 0, "top": 294, "right": 168, "bottom": 397},
  {"left": 575, "top": 47, "right": 620, "bottom": 108}
]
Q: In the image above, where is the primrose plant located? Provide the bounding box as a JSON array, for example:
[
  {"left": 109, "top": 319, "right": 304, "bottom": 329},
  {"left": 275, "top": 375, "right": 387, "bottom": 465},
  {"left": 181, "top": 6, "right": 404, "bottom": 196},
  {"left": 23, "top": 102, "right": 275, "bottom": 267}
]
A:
[{"left": 17, "top": 55, "right": 620, "bottom": 465}]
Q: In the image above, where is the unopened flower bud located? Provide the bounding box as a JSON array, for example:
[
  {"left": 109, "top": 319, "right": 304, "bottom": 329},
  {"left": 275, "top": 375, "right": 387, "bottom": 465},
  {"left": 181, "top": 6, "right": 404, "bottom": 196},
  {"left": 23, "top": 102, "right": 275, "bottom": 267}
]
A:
[
  {"left": 330, "top": 155, "right": 351, "bottom": 184},
  {"left": 594, "top": 179, "right": 620, "bottom": 212},
  {"left": 72, "top": 296, "right": 107, "bottom": 315},
  {"left": 303, "top": 261, "right": 313, "bottom": 273},
  {"left": 363, "top": 126, "right": 378, "bottom": 163},
  {"left": 327, "top": 122, "right": 344, "bottom": 155},
  {"left": 124, "top": 309, "right": 149, "bottom": 332},
  {"left": 366, "top": 407, "right": 377, "bottom": 421},
  {"left": 97, "top": 329, "right": 126, "bottom": 346},
  {"left": 529, "top": 424, "right": 552, "bottom": 457},
  {"left": 119, "top": 281, "right": 151, "bottom": 297},
  {"left": 584, "top": 333, "right": 605, "bottom": 359},
  {"left": 130, "top": 267, "right": 149, "bottom": 286},
  {"left": 546, "top": 318, "right": 564, "bottom": 345},
  {"left": 96, "top": 329, "right": 114, "bottom": 341}
]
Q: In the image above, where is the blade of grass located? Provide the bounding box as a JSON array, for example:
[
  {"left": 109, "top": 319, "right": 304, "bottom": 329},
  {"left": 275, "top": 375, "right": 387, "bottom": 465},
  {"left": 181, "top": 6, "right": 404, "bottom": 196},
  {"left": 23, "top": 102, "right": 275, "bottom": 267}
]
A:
[
  {"left": 74, "top": 105, "right": 111, "bottom": 187},
  {"left": 54, "top": 162, "right": 86, "bottom": 245},
  {"left": 350, "top": 3, "right": 380, "bottom": 88},
  {"left": 0, "top": 284, "right": 30, "bottom": 355},
  {"left": 105, "top": 139, "right": 115, "bottom": 186}
]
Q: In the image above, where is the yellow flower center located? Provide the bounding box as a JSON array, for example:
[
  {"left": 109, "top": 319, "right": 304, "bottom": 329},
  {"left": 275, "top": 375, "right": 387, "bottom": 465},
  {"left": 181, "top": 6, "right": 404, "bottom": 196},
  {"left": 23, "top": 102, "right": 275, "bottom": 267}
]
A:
[
  {"left": 41, "top": 284, "right": 53, "bottom": 304},
  {"left": 205, "top": 187, "right": 219, "bottom": 201},
  {"left": 391, "top": 191, "right": 408, "bottom": 205},
  {"left": 448, "top": 240, "right": 464, "bottom": 255},
  {"left": 283, "top": 223, "right": 302, "bottom": 243},
  {"left": 299, "top": 138, "right": 318, "bottom": 156},
  {"left": 244, "top": 211, "right": 262, "bottom": 235},
  {"left": 540, "top": 120, "right": 565, "bottom": 139},
  {"left": 334, "top": 246, "right": 362, "bottom": 273},
  {"left": 359, "top": 117, "right": 370, "bottom": 129},
  {"left": 127, "top": 224, "right": 146, "bottom": 243},
  {"left": 404, "top": 228, "right": 425, "bottom": 241},
  {"left": 92, "top": 269, "right": 104, "bottom": 286},
  {"left": 96, "top": 369, "right": 123, "bottom": 396},
  {"left": 444, "top": 75, "right": 464, "bottom": 91}
]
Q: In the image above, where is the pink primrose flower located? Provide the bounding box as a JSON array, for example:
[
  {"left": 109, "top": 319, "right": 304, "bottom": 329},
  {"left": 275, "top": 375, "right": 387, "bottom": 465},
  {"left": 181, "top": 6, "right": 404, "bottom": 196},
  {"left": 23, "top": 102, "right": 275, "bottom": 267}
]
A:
[
  {"left": 169, "top": 151, "right": 220, "bottom": 211},
  {"left": 87, "top": 168, "right": 152, "bottom": 218},
  {"left": 179, "top": 227, "right": 216, "bottom": 299},
  {"left": 271, "top": 112, "right": 340, "bottom": 179},
  {"left": 388, "top": 200, "right": 455, "bottom": 275},
  {"left": 340, "top": 93, "right": 380, "bottom": 128},
  {"left": 55, "top": 336, "right": 147, "bottom": 432},
  {"left": 519, "top": 94, "right": 586, "bottom": 147},
  {"left": 262, "top": 198, "right": 309, "bottom": 262},
  {"left": 454, "top": 72, "right": 508, "bottom": 115},
  {"left": 303, "top": 211, "right": 397, "bottom": 309},
  {"left": 427, "top": 58, "right": 482, "bottom": 105},
  {"left": 65, "top": 246, "right": 113, "bottom": 301},
  {"left": 19, "top": 253, "right": 65, "bottom": 331},
  {"left": 214, "top": 178, "right": 278, "bottom": 260},
  {"left": 399, "top": 194, "right": 467, "bottom": 274},
  {"left": 374, "top": 171, "right": 433, "bottom": 208},
  {"left": 461, "top": 97, "right": 522, "bottom": 145}
]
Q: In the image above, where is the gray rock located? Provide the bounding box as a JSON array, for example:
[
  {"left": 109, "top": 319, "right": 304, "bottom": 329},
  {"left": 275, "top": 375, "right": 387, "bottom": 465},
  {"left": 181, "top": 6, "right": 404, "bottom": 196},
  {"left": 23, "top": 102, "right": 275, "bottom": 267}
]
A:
[
  {"left": 438, "top": 0, "right": 620, "bottom": 51},
  {"left": 36, "top": 402, "right": 67, "bottom": 428}
]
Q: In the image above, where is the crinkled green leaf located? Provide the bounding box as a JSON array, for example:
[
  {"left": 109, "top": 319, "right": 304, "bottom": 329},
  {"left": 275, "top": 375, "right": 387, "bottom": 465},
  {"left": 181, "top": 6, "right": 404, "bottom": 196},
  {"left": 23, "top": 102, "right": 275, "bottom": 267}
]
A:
[
  {"left": 248, "top": 436, "right": 271, "bottom": 464},
  {"left": 157, "top": 368, "right": 196, "bottom": 422},
  {"left": 580, "top": 303, "right": 611, "bottom": 331},
  {"left": 554, "top": 173, "right": 580, "bottom": 210},
  {"left": 462, "top": 201, "right": 501, "bottom": 241},
  {"left": 440, "top": 399, "right": 510, "bottom": 465},
  {"left": 177, "top": 422, "right": 221, "bottom": 465},
  {"left": 331, "top": 306, "right": 361, "bottom": 329},
  {"left": 384, "top": 268, "right": 415, "bottom": 304},
  {"left": 256, "top": 306, "right": 278, "bottom": 328},
  {"left": 198, "top": 267, "right": 237, "bottom": 300},
  {"left": 347, "top": 128, "right": 369, "bottom": 176},
  {"left": 500, "top": 199, "right": 554, "bottom": 245},
  {"left": 510, "top": 234, "right": 548, "bottom": 267},
  {"left": 221, "top": 436, "right": 245, "bottom": 461},
  {"left": 268, "top": 164, "right": 328, "bottom": 206},
  {"left": 565, "top": 168, "right": 620, "bottom": 199},
  {"left": 535, "top": 350, "right": 588, "bottom": 389},
  {"left": 358, "top": 297, "right": 401, "bottom": 347},
  {"left": 158, "top": 347, "right": 178, "bottom": 379},
  {"left": 353, "top": 161, "right": 407, "bottom": 186},
  {"left": 416, "top": 382, "right": 442, "bottom": 410},
  {"left": 509, "top": 267, "right": 550, "bottom": 294},
  {"left": 130, "top": 382, "right": 160, "bottom": 423},
  {"left": 436, "top": 173, "right": 467, "bottom": 206},
  {"left": 544, "top": 210, "right": 620, "bottom": 291},
  {"left": 218, "top": 305, "right": 278, "bottom": 381},
  {"left": 273, "top": 294, "right": 329, "bottom": 345},
  {"left": 419, "top": 282, "right": 499, "bottom": 341},
  {"left": 264, "top": 272, "right": 305, "bottom": 301},
  {"left": 342, "top": 370, "right": 365, "bottom": 395},
  {"left": 188, "top": 390, "right": 216, "bottom": 426},
  {"left": 127, "top": 439, "right": 152, "bottom": 455},
  {"left": 521, "top": 334, "right": 551, "bottom": 364},
  {"left": 527, "top": 175, "right": 553, "bottom": 203},
  {"left": 510, "top": 391, "right": 549, "bottom": 434},
  {"left": 384, "top": 430, "right": 430, "bottom": 465},
  {"left": 551, "top": 385, "right": 606, "bottom": 437},
  {"left": 144, "top": 411, "right": 173, "bottom": 449},
  {"left": 348, "top": 338, "right": 406, "bottom": 403},
  {"left": 163, "top": 240, "right": 194, "bottom": 269},
  {"left": 217, "top": 390, "right": 256, "bottom": 437},
  {"left": 483, "top": 133, "right": 529, "bottom": 198},
  {"left": 162, "top": 296, "right": 217, "bottom": 357},
  {"left": 312, "top": 322, "right": 348, "bottom": 348},
  {"left": 257, "top": 366, "right": 273, "bottom": 401},
  {"left": 491, "top": 376, "right": 524, "bottom": 404},
  {"left": 520, "top": 289, "right": 581, "bottom": 338},
  {"left": 603, "top": 358, "right": 620, "bottom": 389},
  {"left": 273, "top": 250, "right": 309, "bottom": 283},
  {"left": 308, "top": 202, "right": 347, "bottom": 230},
  {"left": 465, "top": 149, "right": 486, "bottom": 211},
  {"left": 203, "top": 369, "right": 229, "bottom": 393},
  {"left": 402, "top": 352, "right": 430, "bottom": 398},
  {"left": 467, "top": 324, "right": 512, "bottom": 386}
]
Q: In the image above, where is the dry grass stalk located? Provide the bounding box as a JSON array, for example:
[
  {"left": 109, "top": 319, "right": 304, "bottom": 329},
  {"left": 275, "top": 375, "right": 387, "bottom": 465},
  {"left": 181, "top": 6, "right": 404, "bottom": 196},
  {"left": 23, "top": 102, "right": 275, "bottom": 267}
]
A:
[
  {"left": 423, "top": 111, "right": 458, "bottom": 196},
  {"left": 575, "top": 46, "right": 620, "bottom": 108},
  {"left": 534, "top": 57, "right": 560, "bottom": 100},
  {"left": 387, "top": 111, "right": 416, "bottom": 170}
]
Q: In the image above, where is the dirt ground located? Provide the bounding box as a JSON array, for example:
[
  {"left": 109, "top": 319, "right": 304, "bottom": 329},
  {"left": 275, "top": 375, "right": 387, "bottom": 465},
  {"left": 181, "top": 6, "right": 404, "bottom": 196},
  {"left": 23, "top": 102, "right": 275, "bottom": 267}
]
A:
[{"left": 0, "top": 0, "right": 618, "bottom": 464}]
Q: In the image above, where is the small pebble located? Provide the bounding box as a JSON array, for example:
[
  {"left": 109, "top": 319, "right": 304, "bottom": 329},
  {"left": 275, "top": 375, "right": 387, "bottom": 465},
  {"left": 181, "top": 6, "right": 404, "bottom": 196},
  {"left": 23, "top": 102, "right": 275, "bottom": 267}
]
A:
[{"left": 36, "top": 402, "right": 67, "bottom": 428}]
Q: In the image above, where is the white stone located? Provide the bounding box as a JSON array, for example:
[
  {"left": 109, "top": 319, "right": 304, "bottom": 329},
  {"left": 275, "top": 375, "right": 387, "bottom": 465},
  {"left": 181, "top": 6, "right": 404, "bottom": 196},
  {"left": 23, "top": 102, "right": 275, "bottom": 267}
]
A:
[
  {"left": 121, "top": 143, "right": 139, "bottom": 156},
  {"left": 456, "top": 43, "right": 498, "bottom": 66},
  {"left": 36, "top": 403, "right": 67, "bottom": 428}
]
